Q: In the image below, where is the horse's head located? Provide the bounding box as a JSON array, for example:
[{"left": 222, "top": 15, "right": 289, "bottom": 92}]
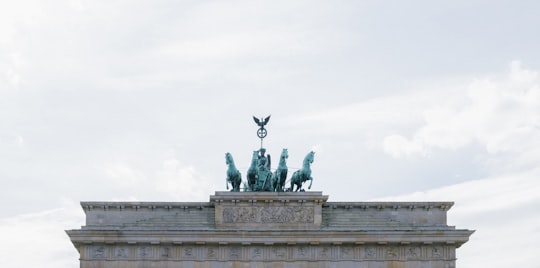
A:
[
  {"left": 225, "top": 152, "right": 233, "bottom": 165},
  {"left": 305, "top": 151, "right": 315, "bottom": 164},
  {"left": 281, "top": 148, "right": 289, "bottom": 160}
]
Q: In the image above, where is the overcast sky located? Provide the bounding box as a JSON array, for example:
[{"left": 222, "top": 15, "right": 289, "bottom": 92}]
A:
[{"left": 1, "top": 1, "right": 539, "bottom": 267}]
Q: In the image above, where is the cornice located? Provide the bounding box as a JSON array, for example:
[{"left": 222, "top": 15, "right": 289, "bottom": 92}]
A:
[{"left": 66, "top": 228, "right": 474, "bottom": 247}]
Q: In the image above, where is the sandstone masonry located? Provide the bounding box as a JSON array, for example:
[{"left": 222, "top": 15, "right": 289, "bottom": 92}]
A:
[{"left": 66, "top": 191, "right": 473, "bottom": 268}]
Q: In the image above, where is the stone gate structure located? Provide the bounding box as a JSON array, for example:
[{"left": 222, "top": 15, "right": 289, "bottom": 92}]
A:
[{"left": 66, "top": 191, "right": 473, "bottom": 268}]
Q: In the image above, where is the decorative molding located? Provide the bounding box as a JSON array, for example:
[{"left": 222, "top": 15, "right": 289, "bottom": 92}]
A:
[
  {"left": 323, "top": 202, "right": 454, "bottom": 211},
  {"left": 81, "top": 202, "right": 213, "bottom": 212},
  {"left": 83, "top": 243, "right": 456, "bottom": 262}
]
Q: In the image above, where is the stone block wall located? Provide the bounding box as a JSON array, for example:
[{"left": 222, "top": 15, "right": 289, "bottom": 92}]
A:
[{"left": 67, "top": 192, "right": 473, "bottom": 268}]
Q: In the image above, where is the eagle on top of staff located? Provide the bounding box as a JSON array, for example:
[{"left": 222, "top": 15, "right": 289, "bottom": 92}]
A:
[{"left": 253, "top": 115, "right": 271, "bottom": 127}]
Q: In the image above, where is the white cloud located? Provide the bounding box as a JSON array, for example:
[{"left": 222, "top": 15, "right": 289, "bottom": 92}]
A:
[
  {"left": 0, "top": 52, "right": 24, "bottom": 90},
  {"left": 155, "top": 158, "right": 213, "bottom": 201},
  {"left": 381, "top": 61, "right": 540, "bottom": 171},
  {"left": 4, "top": 66, "right": 21, "bottom": 88},
  {"left": 104, "top": 163, "right": 146, "bottom": 184},
  {"left": 99, "top": 159, "right": 214, "bottom": 201},
  {"left": 283, "top": 93, "right": 433, "bottom": 135},
  {"left": 0, "top": 134, "right": 25, "bottom": 150},
  {"left": 14, "top": 135, "right": 24, "bottom": 147},
  {"left": 373, "top": 167, "right": 540, "bottom": 268},
  {"left": 510, "top": 60, "right": 538, "bottom": 83},
  {"left": 383, "top": 135, "right": 426, "bottom": 158},
  {"left": 0, "top": 200, "right": 84, "bottom": 268}
]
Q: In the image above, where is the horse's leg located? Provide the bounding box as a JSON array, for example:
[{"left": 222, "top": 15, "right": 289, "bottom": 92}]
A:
[
  {"left": 236, "top": 174, "right": 242, "bottom": 192},
  {"left": 280, "top": 172, "right": 286, "bottom": 192}
]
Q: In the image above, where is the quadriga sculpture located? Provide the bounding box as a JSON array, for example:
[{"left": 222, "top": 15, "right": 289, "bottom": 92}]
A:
[
  {"left": 225, "top": 152, "right": 242, "bottom": 192},
  {"left": 290, "top": 151, "right": 314, "bottom": 192}
]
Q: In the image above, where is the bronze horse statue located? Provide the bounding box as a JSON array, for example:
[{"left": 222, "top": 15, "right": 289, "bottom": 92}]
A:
[
  {"left": 225, "top": 152, "right": 242, "bottom": 192},
  {"left": 246, "top": 151, "right": 258, "bottom": 191},
  {"left": 290, "top": 151, "right": 314, "bottom": 192},
  {"left": 272, "top": 148, "right": 288, "bottom": 192}
]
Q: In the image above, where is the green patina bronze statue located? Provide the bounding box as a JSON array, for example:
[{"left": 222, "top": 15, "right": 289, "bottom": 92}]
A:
[
  {"left": 257, "top": 148, "right": 272, "bottom": 191},
  {"left": 272, "top": 148, "right": 288, "bottom": 192},
  {"left": 225, "top": 152, "right": 242, "bottom": 192},
  {"left": 247, "top": 150, "right": 258, "bottom": 191},
  {"left": 253, "top": 115, "right": 271, "bottom": 148},
  {"left": 224, "top": 116, "right": 315, "bottom": 192},
  {"left": 245, "top": 148, "right": 273, "bottom": 191},
  {"left": 290, "top": 151, "right": 314, "bottom": 192}
]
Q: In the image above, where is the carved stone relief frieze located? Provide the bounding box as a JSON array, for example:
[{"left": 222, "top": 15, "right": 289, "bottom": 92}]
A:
[
  {"left": 222, "top": 206, "right": 314, "bottom": 224},
  {"left": 161, "top": 246, "right": 172, "bottom": 258},
  {"left": 294, "top": 245, "right": 311, "bottom": 259},
  {"left": 250, "top": 247, "right": 264, "bottom": 260},
  {"left": 93, "top": 246, "right": 106, "bottom": 258},
  {"left": 83, "top": 243, "right": 455, "bottom": 262},
  {"left": 406, "top": 246, "right": 420, "bottom": 260},
  {"left": 317, "top": 245, "right": 332, "bottom": 259},
  {"left": 432, "top": 246, "right": 443, "bottom": 259},
  {"left": 138, "top": 246, "right": 151, "bottom": 258},
  {"left": 206, "top": 246, "right": 219, "bottom": 259},
  {"left": 182, "top": 246, "right": 195, "bottom": 259},
  {"left": 115, "top": 246, "right": 128, "bottom": 258},
  {"left": 364, "top": 245, "right": 377, "bottom": 259},
  {"left": 385, "top": 246, "right": 399, "bottom": 259},
  {"left": 228, "top": 246, "right": 242, "bottom": 259},
  {"left": 271, "top": 246, "right": 288, "bottom": 259},
  {"left": 340, "top": 246, "right": 354, "bottom": 259}
]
